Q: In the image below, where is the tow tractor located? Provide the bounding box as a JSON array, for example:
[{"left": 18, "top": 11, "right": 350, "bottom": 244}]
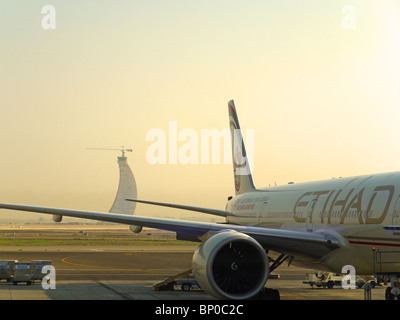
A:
[
  {"left": 303, "top": 272, "right": 343, "bottom": 289},
  {"left": 303, "top": 272, "right": 377, "bottom": 289}
]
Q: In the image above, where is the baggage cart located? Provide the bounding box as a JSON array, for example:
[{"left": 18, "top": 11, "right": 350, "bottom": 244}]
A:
[
  {"left": 0, "top": 260, "right": 17, "bottom": 282},
  {"left": 30, "top": 260, "right": 52, "bottom": 281},
  {"left": 13, "top": 262, "right": 33, "bottom": 285}
]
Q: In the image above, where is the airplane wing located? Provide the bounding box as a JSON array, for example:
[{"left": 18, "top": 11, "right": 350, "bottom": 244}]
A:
[
  {"left": 125, "top": 199, "right": 228, "bottom": 217},
  {"left": 0, "top": 203, "right": 341, "bottom": 258}
]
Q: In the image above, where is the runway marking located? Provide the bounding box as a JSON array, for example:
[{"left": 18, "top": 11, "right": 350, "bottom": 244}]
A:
[{"left": 61, "top": 256, "right": 115, "bottom": 269}]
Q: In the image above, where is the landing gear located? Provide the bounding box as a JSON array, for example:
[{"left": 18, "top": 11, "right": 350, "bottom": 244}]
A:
[
  {"left": 269, "top": 253, "right": 293, "bottom": 273},
  {"left": 254, "top": 253, "right": 294, "bottom": 300},
  {"left": 374, "top": 274, "right": 400, "bottom": 300},
  {"left": 382, "top": 276, "right": 400, "bottom": 300},
  {"left": 372, "top": 248, "right": 400, "bottom": 300},
  {"left": 385, "top": 287, "right": 395, "bottom": 300},
  {"left": 385, "top": 286, "right": 400, "bottom": 300}
]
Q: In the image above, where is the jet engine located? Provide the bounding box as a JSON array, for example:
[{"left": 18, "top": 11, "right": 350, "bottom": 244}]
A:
[
  {"left": 192, "top": 230, "right": 269, "bottom": 300},
  {"left": 53, "top": 214, "right": 62, "bottom": 223}
]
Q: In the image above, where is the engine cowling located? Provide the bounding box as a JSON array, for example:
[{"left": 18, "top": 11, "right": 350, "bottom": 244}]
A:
[
  {"left": 53, "top": 214, "right": 63, "bottom": 223},
  {"left": 129, "top": 225, "right": 143, "bottom": 234},
  {"left": 192, "top": 230, "right": 269, "bottom": 300}
]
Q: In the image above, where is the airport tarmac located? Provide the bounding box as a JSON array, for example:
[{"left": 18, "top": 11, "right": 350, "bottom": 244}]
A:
[
  {"left": 0, "top": 246, "right": 389, "bottom": 301},
  {"left": 0, "top": 224, "right": 390, "bottom": 302}
]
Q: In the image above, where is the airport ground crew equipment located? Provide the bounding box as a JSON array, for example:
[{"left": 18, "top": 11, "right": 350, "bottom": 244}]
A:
[
  {"left": 0, "top": 260, "right": 17, "bottom": 282},
  {"left": 153, "top": 269, "right": 193, "bottom": 291},
  {"left": 372, "top": 248, "right": 400, "bottom": 300},
  {"left": 175, "top": 275, "right": 200, "bottom": 291},
  {"left": 0, "top": 260, "right": 52, "bottom": 285},
  {"left": 13, "top": 262, "right": 33, "bottom": 285},
  {"left": 31, "top": 260, "right": 52, "bottom": 281},
  {"left": 303, "top": 272, "right": 343, "bottom": 288},
  {"left": 303, "top": 272, "right": 376, "bottom": 289}
]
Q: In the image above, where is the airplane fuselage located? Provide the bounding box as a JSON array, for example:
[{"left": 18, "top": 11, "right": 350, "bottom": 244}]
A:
[{"left": 226, "top": 171, "right": 400, "bottom": 274}]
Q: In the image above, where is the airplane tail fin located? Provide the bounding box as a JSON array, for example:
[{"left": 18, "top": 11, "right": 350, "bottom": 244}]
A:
[{"left": 228, "top": 100, "right": 256, "bottom": 195}]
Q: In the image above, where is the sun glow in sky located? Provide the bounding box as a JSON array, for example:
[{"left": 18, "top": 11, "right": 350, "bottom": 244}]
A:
[{"left": 1, "top": 1, "right": 400, "bottom": 222}]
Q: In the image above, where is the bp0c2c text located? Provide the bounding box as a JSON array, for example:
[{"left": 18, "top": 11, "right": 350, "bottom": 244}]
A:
[{"left": 199, "top": 304, "right": 244, "bottom": 315}]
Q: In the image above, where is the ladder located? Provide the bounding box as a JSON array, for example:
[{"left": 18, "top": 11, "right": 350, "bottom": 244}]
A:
[{"left": 152, "top": 269, "right": 192, "bottom": 291}]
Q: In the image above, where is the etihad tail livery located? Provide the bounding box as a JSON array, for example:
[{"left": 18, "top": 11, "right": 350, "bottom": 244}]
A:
[{"left": 2, "top": 100, "right": 400, "bottom": 300}]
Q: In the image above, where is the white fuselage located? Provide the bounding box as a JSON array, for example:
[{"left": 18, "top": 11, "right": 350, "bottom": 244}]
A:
[{"left": 225, "top": 172, "right": 400, "bottom": 274}]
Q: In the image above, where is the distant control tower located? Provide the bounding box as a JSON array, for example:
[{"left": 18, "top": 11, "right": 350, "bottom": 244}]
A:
[
  {"left": 87, "top": 147, "right": 141, "bottom": 233},
  {"left": 109, "top": 149, "right": 137, "bottom": 215}
]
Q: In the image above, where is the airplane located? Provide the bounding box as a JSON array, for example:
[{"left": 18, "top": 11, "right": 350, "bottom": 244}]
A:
[{"left": 1, "top": 100, "right": 400, "bottom": 300}]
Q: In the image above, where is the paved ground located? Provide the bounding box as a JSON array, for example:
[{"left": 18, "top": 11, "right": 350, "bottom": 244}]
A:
[
  {"left": 0, "top": 224, "right": 390, "bottom": 305},
  {"left": 0, "top": 246, "right": 388, "bottom": 300}
]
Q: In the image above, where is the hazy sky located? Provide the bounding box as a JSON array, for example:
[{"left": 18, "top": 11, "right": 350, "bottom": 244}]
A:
[{"left": 1, "top": 1, "right": 400, "bottom": 222}]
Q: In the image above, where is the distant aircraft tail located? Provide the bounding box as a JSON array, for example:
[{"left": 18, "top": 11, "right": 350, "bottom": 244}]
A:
[{"left": 228, "top": 100, "right": 256, "bottom": 195}]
